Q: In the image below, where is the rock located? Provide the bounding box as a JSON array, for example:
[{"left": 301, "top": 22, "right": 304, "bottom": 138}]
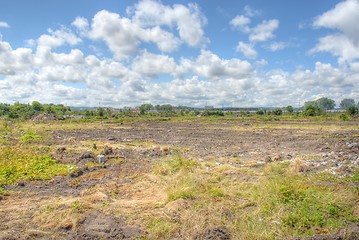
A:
[
  {"left": 347, "top": 142, "right": 358, "bottom": 149},
  {"left": 265, "top": 155, "right": 283, "bottom": 162},
  {"left": 57, "top": 147, "right": 66, "bottom": 153},
  {"left": 97, "top": 155, "right": 106, "bottom": 164},
  {"left": 272, "top": 155, "right": 282, "bottom": 161},
  {"left": 79, "top": 151, "right": 95, "bottom": 160},
  {"left": 17, "top": 181, "right": 25, "bottom": 187}
]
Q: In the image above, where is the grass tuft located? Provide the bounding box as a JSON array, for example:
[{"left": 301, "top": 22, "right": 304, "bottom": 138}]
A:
[
  {"left": 147, "top": 219, "right": 178, "bottom": 239},
  {"left": 154, "top": 151, "right": 197, "bottom": 176}
]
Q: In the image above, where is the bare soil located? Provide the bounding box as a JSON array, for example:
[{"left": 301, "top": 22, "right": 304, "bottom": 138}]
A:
[{"left": 0, "top": 119, "right": 358, "bottom": 239}]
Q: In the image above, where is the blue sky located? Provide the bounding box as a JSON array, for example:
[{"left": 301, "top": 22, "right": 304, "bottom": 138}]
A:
[{"left": 0, "top": 0, "right": 358, "bottom": 107}]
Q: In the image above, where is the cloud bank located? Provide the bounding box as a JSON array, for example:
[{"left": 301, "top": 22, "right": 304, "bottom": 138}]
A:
[{"left": 0, "top": 0, "right": 358, "bottom": 108}]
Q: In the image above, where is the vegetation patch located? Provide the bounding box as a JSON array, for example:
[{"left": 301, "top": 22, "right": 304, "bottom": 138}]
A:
[
  {"left": 146, "top": 218, "right": 179, "bottom": 239},
  {"left": 20, "top": 130, "right": 44, "bottom": 143},
  {"left": 0, "top": 145, "right": 71, "bottom": 192},
  {"left": 154, "top": 152, "right": 198, "bottom": 176},
  {"left": 254, "top": 163, "right": 358, "bottom": 237}
]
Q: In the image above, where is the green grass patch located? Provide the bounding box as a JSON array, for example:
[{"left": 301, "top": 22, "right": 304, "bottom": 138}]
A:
[
  {"left": 20, "top": 130, "right": 43, "bottom": 143},
  {"left": 0, "top": 135, "right": 9, "bottom": 144},
  {"left": 0, "top": 145, "right": 71, "bottom": 192},
  {"left": 154, "top": 152, "right": 198, "bottom": 176},
  {"left": 254, "top": 163, "right": 358, "bottom": 237},
  {"left": 167, "top": 173, "right": 199, "bottom": 201},
  {"left": 147, "top": 219, "right": 178, "bottom": 239}
]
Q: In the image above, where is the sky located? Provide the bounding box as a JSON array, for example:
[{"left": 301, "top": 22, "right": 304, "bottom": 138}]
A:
[{"left": 0, "top": 0, "right": 358, "bottom": 108}]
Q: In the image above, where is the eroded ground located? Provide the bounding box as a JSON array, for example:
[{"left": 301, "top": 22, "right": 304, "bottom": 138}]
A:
[{"left": 0, "top": 119, "right": 358, "bottom": 239}]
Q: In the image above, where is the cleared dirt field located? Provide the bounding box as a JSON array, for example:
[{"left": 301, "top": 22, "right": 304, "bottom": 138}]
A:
[{"left": 0, "top": 118, "right": 358, "bottom": 239}]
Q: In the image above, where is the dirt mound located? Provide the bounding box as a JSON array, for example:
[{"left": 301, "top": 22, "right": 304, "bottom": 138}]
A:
[
  {"left": 75, "top": 211, "right": 142, "bottom": 239},
  {"left": 31, "top": 113, "right": 57, "bottom": 121}
]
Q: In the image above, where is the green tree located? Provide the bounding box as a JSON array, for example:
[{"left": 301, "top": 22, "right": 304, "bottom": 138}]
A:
[
  {"left": 10, "top": 102, "right": 34, "bottom": 119},
  {"left": 139, "top": 103, "right": 153, "bottom": 114},
  {"left": 285, "top": 105, "right": 294, "bottom": 113},
  {"left": 84, "top": 110, "right": 92, "bottom": 117},
  {"left": 304, "top": 97, "right": 335, "bottom": 110},
  {"left": 340, "top": 98, "right": 355, "bottom": 109},
  {"left": 0, "top": 103, "right": 11, "bottom": 116},
  {"left": 31, "top": 101, "right": 43, "bottom": 112},
  {"left": 105, "top": 108, "right": 112, "bottom": 118},
  {"left": 316, "top": 97, "right": 335, "bottom": 110},
  {"left": 159, "top": 104, "right": 173, "bottom": 112},
  {"left": 347, "top": 106, "right": 358, "bottom": 115},
  {"left": 256, "top": 109, "right": 264, "bottom": 115},
  {"left": 43, "top": 104, "right": 54, "bottom": 114},
  {"left": 272, "top": 108, "right": 283, "bottom": 115},
  {"left": 97, "top": 107, "right": 104, "bottom": 117},
  {"left": 302, "top": 105, "right": 323, "bottom": 116}
]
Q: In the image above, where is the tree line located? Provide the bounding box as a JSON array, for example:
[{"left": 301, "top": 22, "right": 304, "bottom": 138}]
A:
[
  {"left": 302, "top": 97, "right": 358, "bottom": 116},
  {"left": 0, "top": 97, "right": 358, "bottom": 120},
  {"left": 0, "top": 102, "right": 71, "bottom": 120}
]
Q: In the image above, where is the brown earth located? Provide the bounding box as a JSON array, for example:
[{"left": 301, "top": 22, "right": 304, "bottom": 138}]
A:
[{"left": 0, "top": 119, "right": 358, "bottom": 239}]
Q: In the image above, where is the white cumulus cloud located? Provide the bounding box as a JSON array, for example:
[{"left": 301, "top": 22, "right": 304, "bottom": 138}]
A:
[
  {"left": 312, "top": 0, "right": 359, "bottom": 62},
  {"left": 236, "top": 41, "right": 257, "bottom": 59},
  {"left": 230, "top": 15, "right": 251, "bottom": 33},
  {"left": 130, "top": 0, "right": 208, "bottom": 47},
  {"left": 0, "top": 21, "right": 10, "bottom": 28},
  {"left": 89, "top": 10, "right": 180, "bottom": 59},
  {"left": 229, "top": 7, "right": 279, "bottom": 59},
  {"left": 249, "top": 19, "right": 279, "bottom": 42},
  {"left": 0, "top": 40, "right": 33, "bottom": 75},
  {"left": 132, "top": 51, "right": 177, "bottom": 78},
  {"left": 181, "top": 50, "right": 253, "bottom": 80},
  {"left": 267, "top": 41, "right": 288, "bottom": 51},
  {"left": 72, "top": 17, "right": 89, "bottom": 34}
]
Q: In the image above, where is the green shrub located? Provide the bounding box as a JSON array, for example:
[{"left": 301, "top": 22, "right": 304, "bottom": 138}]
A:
[
  {"left": 272, "top": 108, "right": 283, "bottom": 116},
  {"left": 256, "top": 109, "right": 264, "bottom": 115},
  {"left": 347, "top": 106, "right": 358, "bottom": 115},
  {"left": 302, "top": 105, "right": 324, "bottom": 116},
  {"left": 339, "top": 113, "right": 349, "bottom": 121}
]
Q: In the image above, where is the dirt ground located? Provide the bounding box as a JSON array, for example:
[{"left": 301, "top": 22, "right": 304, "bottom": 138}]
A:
[{"left": 0, "top": 119, "right": 358, "bottom": 239}]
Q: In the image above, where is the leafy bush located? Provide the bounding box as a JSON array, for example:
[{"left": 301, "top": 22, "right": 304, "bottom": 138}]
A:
[
  {"left": 347, "top": 106, "right": 358, "bottom": 115},
  {"left": 272, "top": 108, "right": 283, "bottom": 115},
  {"left": 302, "top": 105, "right": 324, "bottom": 116},
  {"left": 202, "top": 110, "right": 224, "bottom": 116},
  {"left": 256, "top": 109, "right": 264, "bottom": 115},
  {"left": 286, "top": 105, "right": 294, "bottom": 113},
  {"left": 339, "top": 113, "right": 349, "bottom": 121}
]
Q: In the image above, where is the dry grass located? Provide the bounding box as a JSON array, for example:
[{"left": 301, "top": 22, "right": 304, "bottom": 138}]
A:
[{"left": 1, "top": 117, "right": 358, "bottom": 239}]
